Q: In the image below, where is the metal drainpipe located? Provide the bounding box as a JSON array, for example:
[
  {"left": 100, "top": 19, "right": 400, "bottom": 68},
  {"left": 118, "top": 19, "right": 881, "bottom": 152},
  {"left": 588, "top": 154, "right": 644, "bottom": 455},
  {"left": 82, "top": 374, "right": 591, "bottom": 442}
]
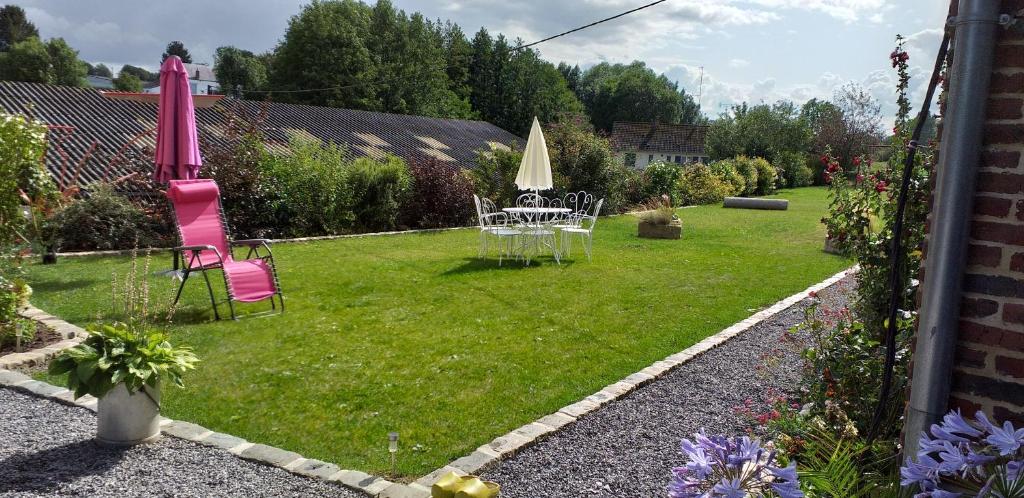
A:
[{"left": 904, "top": 0, "right": 1001, "bottom": 457}]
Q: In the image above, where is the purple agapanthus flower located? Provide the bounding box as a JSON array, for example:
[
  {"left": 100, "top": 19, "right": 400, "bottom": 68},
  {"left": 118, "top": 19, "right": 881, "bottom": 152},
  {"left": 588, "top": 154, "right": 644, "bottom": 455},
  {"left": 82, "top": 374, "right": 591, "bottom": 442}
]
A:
[
  {"left": 902, "top": 410, "right": 1024, "bottom": 497},
  {"left": 669, "top": 431, "right": 802, "bottom": 498}
]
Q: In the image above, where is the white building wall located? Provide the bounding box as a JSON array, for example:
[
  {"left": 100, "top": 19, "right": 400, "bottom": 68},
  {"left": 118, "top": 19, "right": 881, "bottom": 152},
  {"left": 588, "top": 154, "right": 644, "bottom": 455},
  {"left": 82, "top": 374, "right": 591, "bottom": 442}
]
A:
[{"left": 618, "top": 150, "right": 709, "bottom": 170}]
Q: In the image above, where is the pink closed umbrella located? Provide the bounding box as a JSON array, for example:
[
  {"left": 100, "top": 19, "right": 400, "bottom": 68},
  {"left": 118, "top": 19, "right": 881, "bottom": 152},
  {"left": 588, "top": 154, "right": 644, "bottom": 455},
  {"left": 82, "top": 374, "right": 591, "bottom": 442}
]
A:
[{"left": 153, "top": 55, "right": 202, "bottom": 183}]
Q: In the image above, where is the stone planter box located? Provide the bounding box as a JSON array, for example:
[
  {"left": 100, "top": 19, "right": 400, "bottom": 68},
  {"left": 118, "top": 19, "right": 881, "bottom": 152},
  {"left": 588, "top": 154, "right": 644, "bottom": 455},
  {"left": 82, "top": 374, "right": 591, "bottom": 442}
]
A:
[
  {"left": 823, "top": 237, "right": 843, "bottom": 255},
  {"left": 97, "top": 383, "right": 162, "bottom": 445},
  {"left": 638, "top": 219, "right": 682, "bottom": 239}
]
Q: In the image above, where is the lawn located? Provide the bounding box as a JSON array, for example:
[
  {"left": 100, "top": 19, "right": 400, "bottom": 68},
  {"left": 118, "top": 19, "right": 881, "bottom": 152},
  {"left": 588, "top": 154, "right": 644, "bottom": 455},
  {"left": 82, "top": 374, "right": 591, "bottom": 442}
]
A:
[{"left": 28, "top": 187, "right": 848, "bottom": 477}]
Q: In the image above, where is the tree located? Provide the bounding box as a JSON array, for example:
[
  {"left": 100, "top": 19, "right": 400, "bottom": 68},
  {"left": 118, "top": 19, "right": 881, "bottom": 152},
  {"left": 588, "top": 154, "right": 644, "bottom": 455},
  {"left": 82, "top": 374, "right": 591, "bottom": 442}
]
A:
[
  {"left": 439, "top": 21, "right": 472, "bottom": 104},
  {"left": 119, "top": 64, "right": 157, "bottom": 83},
  {"left": 88, "top": 62, "right": 113, "bottom": 78},
  {"left": 831, "top": 83, "right": 882, "bottom": 166},
  {"left": 557, "top": 62, "right": 581, "bottom": 94},
  {"left": 706, "top": 101, "right": 811, "bottom": 164},
  {"left": 162, "top": 40, "right": 192, "bottom": 63},
  {"left": 0, "top": 36, "right": 50, "bottom": 83},
  {"left": 269, "top": 0, "right": 377, "bottom": 109},
  {"left": 0, "top": 5, "right": 37, "bottom": 51},
  {"left": 113, "top": 72, "right": 142, "bottom": 92},
  {"left": 575, "top": 61, "right": 704, "bottom": 132},
  {"left": 213, "top": 46, "right": 268, "bottom": 95},
  {"left": 45, "top": 38, "right": 86, "bottom": 87}
]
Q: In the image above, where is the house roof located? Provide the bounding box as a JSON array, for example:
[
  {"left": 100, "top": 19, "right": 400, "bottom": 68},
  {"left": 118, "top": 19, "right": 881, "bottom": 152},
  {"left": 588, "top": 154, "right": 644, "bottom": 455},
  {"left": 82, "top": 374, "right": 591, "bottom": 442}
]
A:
[
  {"left": 609, "top": 121, "right": 708, "bottom": 155},
  {"left": 0, "top": 81, "right": 521, "bottom": 186},
  {"left": 182, "top": 63, "right": 216, "bottom": 82}
]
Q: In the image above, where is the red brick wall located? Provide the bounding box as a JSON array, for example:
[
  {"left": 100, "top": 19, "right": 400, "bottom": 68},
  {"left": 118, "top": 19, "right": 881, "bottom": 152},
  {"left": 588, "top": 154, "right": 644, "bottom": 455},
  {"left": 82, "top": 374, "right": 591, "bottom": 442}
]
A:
[{"left": 945, "top": 3, "right": 1024, "bottom": 424}]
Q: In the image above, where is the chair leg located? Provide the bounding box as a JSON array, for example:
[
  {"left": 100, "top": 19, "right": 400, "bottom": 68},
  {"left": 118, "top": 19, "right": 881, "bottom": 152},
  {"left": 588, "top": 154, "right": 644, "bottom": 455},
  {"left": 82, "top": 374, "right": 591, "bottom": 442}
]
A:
[
  {"left": 173, "top": 271, "right": 190, "bottom": 305},
  {"left": 585, "top": 232, "right": 593, "bottom": 261},
  {"left": 200, "top": 270, "right": 220, "bottom": 320},
  {"left": 228, "top": 298, "right": 237, "bottom": 321}
]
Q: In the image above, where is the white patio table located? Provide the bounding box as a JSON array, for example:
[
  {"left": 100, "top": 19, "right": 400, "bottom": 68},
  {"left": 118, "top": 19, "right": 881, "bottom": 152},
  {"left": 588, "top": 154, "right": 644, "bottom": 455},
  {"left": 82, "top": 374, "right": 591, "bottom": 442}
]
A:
[{"left": 503, "top": 206, "right": 571, "bottom": 264}]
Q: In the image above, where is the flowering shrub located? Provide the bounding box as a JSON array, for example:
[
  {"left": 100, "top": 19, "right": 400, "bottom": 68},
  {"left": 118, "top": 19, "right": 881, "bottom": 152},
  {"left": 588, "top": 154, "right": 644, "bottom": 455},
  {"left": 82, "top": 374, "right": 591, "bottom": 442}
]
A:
[
  {"left": 0, "top": 112, "right": 50, "bottom": 247},
  {"left": 733, "top": 390, "right": 803, "bottom": 438},
  {"left": 902, "top": 410, "right": 1024, "bottom": 497},
  {"left": 645, "top": 161, "right": 685, "bottom": 205},
  {"left": 752, "top": 157, "right": 778, "bottom": 196},
  {"left": 709, "top": 160, "right": 745, "bottom": 196},
  {"left": 669, "top": 431, "right": 803, "bottom": 498},
  {"left": 678, "top": 163, "right": 732, "bottom": 206}
]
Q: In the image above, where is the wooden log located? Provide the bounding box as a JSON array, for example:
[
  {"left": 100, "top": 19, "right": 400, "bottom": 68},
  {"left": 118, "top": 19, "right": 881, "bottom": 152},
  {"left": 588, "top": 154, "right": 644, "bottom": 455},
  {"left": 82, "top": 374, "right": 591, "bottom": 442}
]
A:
[{"left": 722, "top": 197, "right": 788, "bottom": 210}]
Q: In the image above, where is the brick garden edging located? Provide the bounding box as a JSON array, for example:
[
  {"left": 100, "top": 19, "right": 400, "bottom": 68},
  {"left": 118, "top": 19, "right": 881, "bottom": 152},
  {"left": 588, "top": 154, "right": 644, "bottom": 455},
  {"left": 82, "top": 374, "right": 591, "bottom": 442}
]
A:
[{"left": 0, "top": 266, "right": 855, "bottom": 498}]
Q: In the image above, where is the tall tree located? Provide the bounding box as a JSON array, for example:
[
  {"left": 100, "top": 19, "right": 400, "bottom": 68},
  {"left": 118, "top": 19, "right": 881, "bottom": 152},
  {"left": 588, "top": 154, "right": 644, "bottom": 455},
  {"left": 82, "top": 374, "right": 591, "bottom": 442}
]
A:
[
  {"left": 120, "top": 64, "right": 157, "bottom": 82},
  {"left": 706, "top": 101, "right": 811, "bottom": 163},
  {"left": 439, "top": 20, "right": 472, "bottom": 103},
  {"left": 162, "top": 40, "right": 192, "bottom": 63},
  {"left": 45, "top": 37, "right": 86, "bottom": 87},
  {"left": 88, "top": 62, "right": 113, "bottom": 78},
  {"left": 213, "top": 46, "right": 268, "bottom": 95},
  {"left": 575, "top": 61, "right": 702, "bottom": 132},
  {"left": 269, "top": 0, "right": 376, "bottom": 109},
  {"left": 0, "top": 36, "right": 49, "bottom": 83},
  {"left": 0, "top": 5, "right": 37, "bottom": 51},
  {"left": 557, "top": 62, "right": 581, "bottom": 94}
]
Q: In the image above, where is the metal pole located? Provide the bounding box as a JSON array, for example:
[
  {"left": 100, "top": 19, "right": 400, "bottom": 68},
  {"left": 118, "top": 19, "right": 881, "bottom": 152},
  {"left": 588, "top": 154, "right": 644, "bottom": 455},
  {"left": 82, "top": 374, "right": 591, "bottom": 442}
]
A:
[{"left": 904, "top": 0, "right": 1000, "bottom": 457}]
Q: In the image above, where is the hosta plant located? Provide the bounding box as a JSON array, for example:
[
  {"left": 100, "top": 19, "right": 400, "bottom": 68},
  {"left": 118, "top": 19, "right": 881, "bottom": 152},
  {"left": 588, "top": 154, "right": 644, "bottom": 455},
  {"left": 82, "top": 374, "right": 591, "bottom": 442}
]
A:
[
  {"left": 902, "top": 410, "right": 1024, "bottom": 497},
  {"left": 669, "top": 430, "right": 803, "bottom": 497},
  {"left": 49, "top": 322, "right": 198, "bottom": 399}
]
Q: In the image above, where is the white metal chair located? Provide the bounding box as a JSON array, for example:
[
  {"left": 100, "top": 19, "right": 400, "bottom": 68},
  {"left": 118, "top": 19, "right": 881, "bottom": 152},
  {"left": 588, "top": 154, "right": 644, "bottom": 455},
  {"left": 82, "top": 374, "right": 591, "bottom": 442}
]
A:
[
  {"left": 512, "top": 193, "right": 559, "bottom": 265},
  {"left": 552, "top": 191, "right": 594, "bottom": 231},
  {"left": 560, "top": 198, "right": 603, "bottom": 261},
  {"left": 474, "top": 194, "right": 519, "bottom": 265}
]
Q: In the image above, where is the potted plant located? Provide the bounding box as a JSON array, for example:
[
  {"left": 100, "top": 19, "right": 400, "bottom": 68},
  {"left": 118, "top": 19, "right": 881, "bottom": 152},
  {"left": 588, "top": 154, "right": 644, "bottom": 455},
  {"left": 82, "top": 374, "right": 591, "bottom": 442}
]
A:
[
  {"left": 637, "top": 195, "right": 682, "bottom": 239},
  {"left": 49, "top": 249, "right": 198, "bottom": 445},
  {"left": 50, "top": 322, "right": 198, "bottom": 444}
]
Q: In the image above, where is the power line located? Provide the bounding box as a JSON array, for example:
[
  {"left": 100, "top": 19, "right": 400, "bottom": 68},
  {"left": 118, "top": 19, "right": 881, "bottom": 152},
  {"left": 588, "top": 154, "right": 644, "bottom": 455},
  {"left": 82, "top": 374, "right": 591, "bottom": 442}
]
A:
[
  {"left": 243, "top": 0, "right": 670, "bottom": 95},
  {"left": 512, "top": 0, "right": 669, "bottom": 51}
]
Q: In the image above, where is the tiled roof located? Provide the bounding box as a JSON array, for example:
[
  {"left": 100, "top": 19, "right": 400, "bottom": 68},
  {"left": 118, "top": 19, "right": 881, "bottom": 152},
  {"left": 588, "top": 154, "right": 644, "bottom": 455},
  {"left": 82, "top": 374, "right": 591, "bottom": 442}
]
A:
[
  {"left": 0, "top": 81, "right": 522, "bottom": 186},
  {"left": 182, "top": 63, "right": 216, "bottom": 82},
  {"left": 609, "top": 121, "right": 708, "bottom": 155}
]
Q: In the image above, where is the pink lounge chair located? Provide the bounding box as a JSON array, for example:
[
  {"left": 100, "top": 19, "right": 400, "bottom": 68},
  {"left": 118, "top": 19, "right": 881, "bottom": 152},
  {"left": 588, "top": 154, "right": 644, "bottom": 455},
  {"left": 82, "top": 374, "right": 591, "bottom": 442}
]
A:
[{"left": 166, "top": 179, "right": 283, "bottom": 320}]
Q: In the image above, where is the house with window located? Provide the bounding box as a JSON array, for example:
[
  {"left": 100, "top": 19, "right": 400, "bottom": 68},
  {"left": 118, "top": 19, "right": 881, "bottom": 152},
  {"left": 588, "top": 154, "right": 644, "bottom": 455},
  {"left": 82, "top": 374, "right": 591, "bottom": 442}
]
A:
[
  {"left": 609, "top": 121, "right": 709, "bottom": 169},
  {"left": 144, "top": 63, "right": 221, "bottom": 95}
]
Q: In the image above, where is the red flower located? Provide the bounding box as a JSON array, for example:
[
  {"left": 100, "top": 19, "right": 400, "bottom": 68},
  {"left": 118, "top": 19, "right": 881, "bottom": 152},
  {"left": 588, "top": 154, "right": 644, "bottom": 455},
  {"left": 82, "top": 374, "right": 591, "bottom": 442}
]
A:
[
  {"left": 809, "top": 291, "right": 818, "bottom": 298},
  {"left": 856, "top": 173, "right": 864, "bottom": 183},
  {"left": 823, "top": 172, "right": 832, "bottom": 184},
  {"left": 826, "top": 163, "right": 839, "bottom": 173},
  {"left": 852, "top": 157, "right": 861, "bottom": 166},
  {"left": 820, "top": 154, "right": 828, "bottom": 164},
  {"left": 875, "top": 180, "right": 887, "bottom": 192}
]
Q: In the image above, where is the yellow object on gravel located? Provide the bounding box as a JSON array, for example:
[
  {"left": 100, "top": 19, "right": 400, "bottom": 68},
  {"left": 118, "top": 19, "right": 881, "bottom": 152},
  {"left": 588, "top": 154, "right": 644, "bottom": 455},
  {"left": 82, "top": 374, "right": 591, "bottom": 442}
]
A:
[{"left": 432, "top": 472, "right": 500, "bottom": 498}]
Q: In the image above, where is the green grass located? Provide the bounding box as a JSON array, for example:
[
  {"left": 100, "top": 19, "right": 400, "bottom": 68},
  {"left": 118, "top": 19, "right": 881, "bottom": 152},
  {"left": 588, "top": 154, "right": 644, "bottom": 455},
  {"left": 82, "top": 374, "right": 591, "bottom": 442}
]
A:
[{"left": 29, "top": 187, "right": 847, "bottom": 477}]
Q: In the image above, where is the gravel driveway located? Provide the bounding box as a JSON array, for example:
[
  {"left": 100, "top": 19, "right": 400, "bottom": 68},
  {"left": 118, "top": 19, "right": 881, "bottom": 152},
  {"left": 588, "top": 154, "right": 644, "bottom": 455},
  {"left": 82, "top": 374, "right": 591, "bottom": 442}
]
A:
[
  {"left": 481, "top": 276, "right": 853, "bottom": 498},
  {"left": 0, "top": 388, "right": 361, "bottom": 498}
]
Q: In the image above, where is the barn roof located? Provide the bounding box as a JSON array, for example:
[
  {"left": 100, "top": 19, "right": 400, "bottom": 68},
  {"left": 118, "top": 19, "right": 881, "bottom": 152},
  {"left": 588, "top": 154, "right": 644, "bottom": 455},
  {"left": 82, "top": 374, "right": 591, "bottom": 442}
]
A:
[
  {"left": 609, "top": 121, "right": 708, "bottom": 155},
  {"left": 0, "top": 81, "right": 521, "bottom": 186}
]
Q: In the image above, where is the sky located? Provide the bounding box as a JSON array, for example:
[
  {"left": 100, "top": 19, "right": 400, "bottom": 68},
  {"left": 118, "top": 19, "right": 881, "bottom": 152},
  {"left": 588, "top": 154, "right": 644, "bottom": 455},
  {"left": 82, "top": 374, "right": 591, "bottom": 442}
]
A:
[{"left": 19, "top": 0, "right": 948, "bottom": 126}]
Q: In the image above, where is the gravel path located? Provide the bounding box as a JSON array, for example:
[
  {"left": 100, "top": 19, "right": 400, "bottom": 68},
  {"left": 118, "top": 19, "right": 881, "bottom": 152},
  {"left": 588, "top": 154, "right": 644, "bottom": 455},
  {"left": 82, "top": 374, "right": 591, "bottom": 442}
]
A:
[
  {"left": 0, "top": 388, "right": 361, "bottom": 498},
  {"left": 481, "top": 276, "right": 854, "bottom": 498}
]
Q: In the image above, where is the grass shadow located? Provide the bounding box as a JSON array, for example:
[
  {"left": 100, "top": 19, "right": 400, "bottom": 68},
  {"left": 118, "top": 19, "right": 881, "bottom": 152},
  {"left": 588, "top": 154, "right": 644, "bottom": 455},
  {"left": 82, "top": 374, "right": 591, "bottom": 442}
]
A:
[
  {"left": 441, "top": 257, "right": 575, "bottom": 276},
  {"left": 29, "top": 279, "right": 99, "bottom": 293}
]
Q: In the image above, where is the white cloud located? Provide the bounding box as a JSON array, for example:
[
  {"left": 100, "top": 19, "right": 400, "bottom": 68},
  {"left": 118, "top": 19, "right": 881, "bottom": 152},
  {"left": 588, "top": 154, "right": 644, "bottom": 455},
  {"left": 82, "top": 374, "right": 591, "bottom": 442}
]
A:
[
  {"left": 743, "top": 0, "right": 887, "bottom": 22},
  {"left": 729, "top": 58, "right": 750, "bottom": 68}
]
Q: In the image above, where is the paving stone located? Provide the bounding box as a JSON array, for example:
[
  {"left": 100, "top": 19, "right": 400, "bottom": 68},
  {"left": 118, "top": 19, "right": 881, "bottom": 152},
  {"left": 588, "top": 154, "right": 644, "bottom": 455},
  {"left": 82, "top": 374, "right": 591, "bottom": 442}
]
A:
[
  {"left": 558, "top": 399, "right": 600, "bottom": 418},
  {"left": 378, "top": 483, "right": 431, "bottom": 498},
  {"left": 328, "top": 469, "right": 378, "bottom": 489},
  {"left": 0, "top": 369, "right": 30, "bottom": 385},
  {"left": 622, "top": 372, "right": 655, "bottom": 386},
  {"left": 449, "top": 450, "right": 498, "bottom": 474},
  {"left": 293, "top": 458, "right": 340, "bottom": 480},
  {"left": 536, "top": 412, "right": 575, "bottom": 430},
  {"left": 483, "top": 432, "right": 532, "bottom": 457},
  {"left": 600, "top": 381, "right": 635, "bottom": 398},
  {"left": 163, "top": 420, "right": 213, "bottom": 441},
  {"left": 20, "top": 379, "right": 67, "bottom": 397},
  {"left": 239, "top": 443, "right": 303, "bottom": 467},
  {"left": 413, "top": 465, "right": 465, "bottom": 488},
  {"left": 199, "top": 431, "right": 249, "bottom": 451},
  {"left": 362, "top": 478, "right": 393, "bottom": 495},
  {"left": 511, "top": 422, "right": 554, "bottom": 442}
]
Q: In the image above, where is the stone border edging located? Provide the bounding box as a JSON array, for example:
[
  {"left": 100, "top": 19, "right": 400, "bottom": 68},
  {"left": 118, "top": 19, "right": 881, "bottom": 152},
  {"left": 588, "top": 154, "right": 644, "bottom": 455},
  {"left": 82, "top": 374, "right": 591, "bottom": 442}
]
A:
[
  {"left": 389, "top": 265, "right": 859, "bottom": 498},
  {"left": 0, "top": 265, "right": 856, "bottom": 498},
  {"left": 0, "top": 306, "right": 87, "bottom": 372}
]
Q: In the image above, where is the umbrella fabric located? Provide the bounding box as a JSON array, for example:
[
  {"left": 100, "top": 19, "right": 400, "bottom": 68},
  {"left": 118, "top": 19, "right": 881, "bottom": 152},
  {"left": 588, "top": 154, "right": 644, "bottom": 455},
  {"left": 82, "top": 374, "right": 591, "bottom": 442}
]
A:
[
  {"left": 153, "top": 55, "right": 202, "bottom": 183},
  {"left": 515, "top": 117, "right": 553, "bottom": 191}
]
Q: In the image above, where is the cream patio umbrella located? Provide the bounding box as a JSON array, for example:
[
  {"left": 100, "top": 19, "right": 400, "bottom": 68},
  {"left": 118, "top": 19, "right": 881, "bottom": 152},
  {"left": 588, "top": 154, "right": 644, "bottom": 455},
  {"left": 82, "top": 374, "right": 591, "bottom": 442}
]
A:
[{"left": 515, "top": 117, "right": 553, "bottom": 194}]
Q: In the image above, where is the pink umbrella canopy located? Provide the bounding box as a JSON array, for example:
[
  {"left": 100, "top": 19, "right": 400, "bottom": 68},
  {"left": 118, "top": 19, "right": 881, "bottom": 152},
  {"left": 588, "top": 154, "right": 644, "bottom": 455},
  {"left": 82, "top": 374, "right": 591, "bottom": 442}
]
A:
[{"left": 153, "top": 55, "right": 202, "bottom": 183}]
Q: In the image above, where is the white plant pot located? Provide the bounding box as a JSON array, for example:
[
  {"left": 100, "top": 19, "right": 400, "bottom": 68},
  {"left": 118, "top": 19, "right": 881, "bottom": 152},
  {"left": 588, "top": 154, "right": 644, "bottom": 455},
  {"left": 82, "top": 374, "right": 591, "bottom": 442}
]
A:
[{"left": 97, "top": 383, "right": 161, "bottom": 445}]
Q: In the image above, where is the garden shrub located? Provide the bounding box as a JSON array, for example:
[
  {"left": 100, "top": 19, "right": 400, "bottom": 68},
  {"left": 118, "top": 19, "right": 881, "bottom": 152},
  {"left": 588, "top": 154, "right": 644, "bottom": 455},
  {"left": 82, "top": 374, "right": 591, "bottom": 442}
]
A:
[
  {"left": 262, "top": 134, "right": 352, "bottom": 237},
  {"left": 677, "top": 163, "right": 731, "bottom": 206},
  {"left": 708, "top": 160, "right": 744, "bottom": 196},
  {"left": 348, "top": 155, "right": 411, "bottom": 231},
  {"left": 0, "top": 112, "right": 49, "bottom": 247},
  {"left": 51, "top": 185, "right": 162, "bottom": 251},
  {"left": 470, "top": 147, "right": 522, "bottom": 209},
  {"left": 777, "top": 151, "right": 814, "bottom": 187},
  {"left": 545, "top": 116, "right": 622, "bottom": 212},
  {"left": 618, "top": 165, "right": 651, "bottom": 208},
  {"left": 0, "top": 276, "right": 33, "bottom": 349},
  {"left": 751, "top": 156, "right": 777, "bottom": 195},
  {"left": 402, "top": 156, "right": 476, "bottom": 229},
  {"left": 643, "top": 161, "right": 684, "bottom": 206},
  {"left": 203, "top": 131, "right": 282, "bottom": 239},
  {"left": 729, "top": 155, "right": 759, "bottom": 196}
]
